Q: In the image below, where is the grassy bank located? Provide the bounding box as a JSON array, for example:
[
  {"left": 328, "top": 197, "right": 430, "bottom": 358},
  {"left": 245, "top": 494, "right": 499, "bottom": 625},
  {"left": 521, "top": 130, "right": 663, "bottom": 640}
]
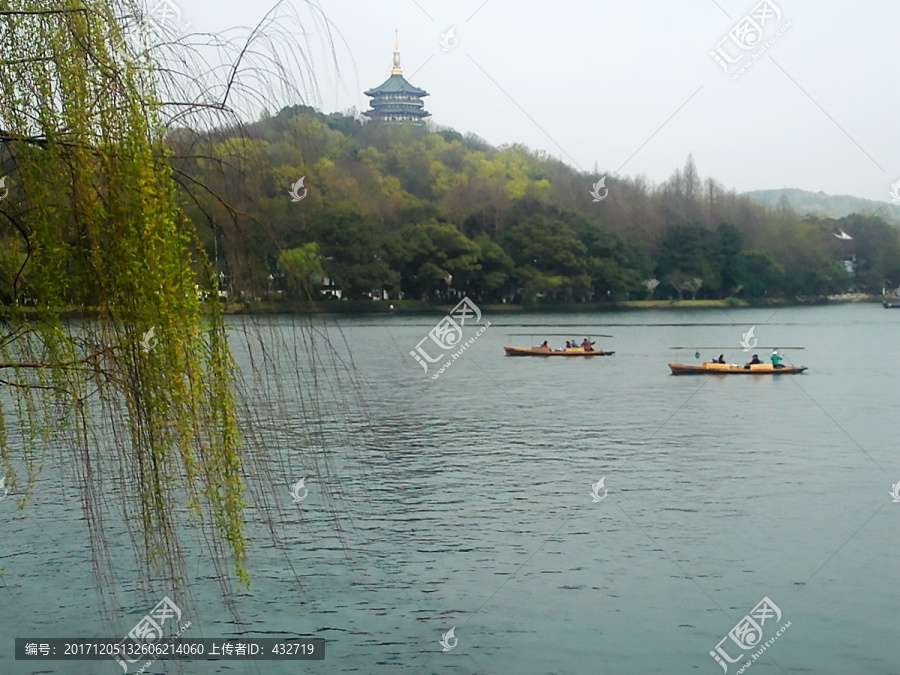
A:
[
  {"left": 12, "top": 295, "right": 881, "bottom": 320},
  {"left": 612, "top": 299, "right": 748, "bottom": 309}
]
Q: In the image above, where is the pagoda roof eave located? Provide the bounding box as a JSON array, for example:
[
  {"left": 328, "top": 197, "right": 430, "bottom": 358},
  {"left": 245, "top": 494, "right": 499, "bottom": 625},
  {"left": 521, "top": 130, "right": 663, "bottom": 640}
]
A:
[
  {"left": 363, "top": 110, "right": 432, "bottom": 118},
  {"left": 364, "top": 74, "right": 428, "bottom": 97},
  {"left": 364, "top": 103, "right": 428, "bottom": 111}
]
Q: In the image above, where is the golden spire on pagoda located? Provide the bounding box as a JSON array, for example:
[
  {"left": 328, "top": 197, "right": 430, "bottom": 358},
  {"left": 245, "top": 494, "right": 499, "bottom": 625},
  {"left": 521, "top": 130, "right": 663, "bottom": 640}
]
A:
[{"left": 391, "top": 30, "right": 402, "bottom": 75}]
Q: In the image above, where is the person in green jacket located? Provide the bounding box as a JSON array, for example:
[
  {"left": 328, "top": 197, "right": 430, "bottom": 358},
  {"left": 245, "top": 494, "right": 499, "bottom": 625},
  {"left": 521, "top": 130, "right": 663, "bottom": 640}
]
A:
[{"left": 771, "top": 350, "right": 785, "bottom": 369}]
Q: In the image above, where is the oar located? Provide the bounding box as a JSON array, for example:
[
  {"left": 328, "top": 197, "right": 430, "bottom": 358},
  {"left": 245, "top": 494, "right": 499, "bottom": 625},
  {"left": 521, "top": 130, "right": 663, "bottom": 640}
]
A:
[
  {"left": 670, "top": 346, "right": 805, "bottom": 350},
  {"left": 500, "top": 323, "right": 620, "bottom": 327},
  {"left": 508, "top": 333, "right": 613, "bottom": 337}
]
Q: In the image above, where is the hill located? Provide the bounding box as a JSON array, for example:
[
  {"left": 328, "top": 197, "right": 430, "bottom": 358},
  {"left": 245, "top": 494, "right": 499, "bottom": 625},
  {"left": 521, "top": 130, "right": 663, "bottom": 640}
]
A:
[
  {"left": 744, "top": 188, "right": 900, "bottom": 223},
  {"left": 163, "top": 106, "right": 900, "bottom": 304}
]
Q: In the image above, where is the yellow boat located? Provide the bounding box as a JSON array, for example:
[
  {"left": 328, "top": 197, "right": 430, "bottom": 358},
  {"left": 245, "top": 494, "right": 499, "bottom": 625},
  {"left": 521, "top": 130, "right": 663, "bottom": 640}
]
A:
[
  {"left": 504, "top": 346, "right": 614, "bottom": 357},
  {"left": 669, "top": 361, "right": 807, "bottom": 375}
]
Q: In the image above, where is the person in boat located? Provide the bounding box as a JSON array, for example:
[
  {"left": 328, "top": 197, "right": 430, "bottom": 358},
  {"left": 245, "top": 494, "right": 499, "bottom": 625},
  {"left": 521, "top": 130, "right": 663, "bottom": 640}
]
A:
[
  {"left": 717, "top": 354, "right": 726, "bottom": 364},
  {"left": 744, "top": 354, "right": 761, "bottom": 369},
  {"left": 540, "top": 340, "right": 549, "bottom": 349},
  {"left": 581, "top": 338, "right": 595, "bottom": 351},
  {"left": 771, "top": 349, "right": 785, "bottom": 369},
  {"left": 565, "top": 340, "right": 572, "bottom": 348}
]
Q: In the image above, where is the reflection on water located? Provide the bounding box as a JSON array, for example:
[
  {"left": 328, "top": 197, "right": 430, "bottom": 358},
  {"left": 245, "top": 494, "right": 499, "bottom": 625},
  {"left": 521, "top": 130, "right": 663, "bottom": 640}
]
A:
[{"left": 0, "top": 305, "right": 898, "bottom": 673}]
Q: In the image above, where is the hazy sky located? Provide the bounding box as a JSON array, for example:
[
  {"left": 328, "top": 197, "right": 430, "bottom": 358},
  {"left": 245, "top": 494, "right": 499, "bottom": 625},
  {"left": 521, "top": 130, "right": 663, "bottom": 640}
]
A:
[{"left": 168, "top": 0, "right": 900, "bottom": 202}]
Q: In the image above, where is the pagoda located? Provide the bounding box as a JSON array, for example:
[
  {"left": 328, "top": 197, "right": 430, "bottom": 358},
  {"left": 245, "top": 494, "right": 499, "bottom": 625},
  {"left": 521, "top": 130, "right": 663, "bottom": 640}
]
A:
[{"left": 363, "top": 36, "right": 430, "bottom": 124}]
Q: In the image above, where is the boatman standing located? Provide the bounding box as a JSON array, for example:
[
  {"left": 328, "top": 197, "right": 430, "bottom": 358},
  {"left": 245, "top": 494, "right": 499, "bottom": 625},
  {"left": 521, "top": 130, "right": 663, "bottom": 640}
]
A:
[{"left": 771, "top": 350, "right": 784, "bottom": 369}]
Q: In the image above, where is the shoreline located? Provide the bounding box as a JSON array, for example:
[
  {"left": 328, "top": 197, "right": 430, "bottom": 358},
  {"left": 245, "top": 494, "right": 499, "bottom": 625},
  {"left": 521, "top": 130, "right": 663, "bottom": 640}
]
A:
[
  {"left": 221, "top": 294, "right": 887, "bottom": 316},
  {"left": 2, "top": 295, "right": 886, "bottom": 320}
]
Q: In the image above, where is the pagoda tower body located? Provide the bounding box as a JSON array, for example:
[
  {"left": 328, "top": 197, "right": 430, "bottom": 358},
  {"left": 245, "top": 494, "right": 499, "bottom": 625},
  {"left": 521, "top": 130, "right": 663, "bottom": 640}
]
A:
[{"left": 364, "top": 38, "right": 430, "bottom": 124}]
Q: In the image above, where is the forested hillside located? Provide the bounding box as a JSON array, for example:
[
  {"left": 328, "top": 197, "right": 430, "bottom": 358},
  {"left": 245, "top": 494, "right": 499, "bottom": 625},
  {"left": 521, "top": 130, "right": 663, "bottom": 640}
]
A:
[
  {"left": 167, "top": 105, "right": 900, "bottom": 305},
  {"left": 745, "top": 188, "right": 900, "bottom": 223}
]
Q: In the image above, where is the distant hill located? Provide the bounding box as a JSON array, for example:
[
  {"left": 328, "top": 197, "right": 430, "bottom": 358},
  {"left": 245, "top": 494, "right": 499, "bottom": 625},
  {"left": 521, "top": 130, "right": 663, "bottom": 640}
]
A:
[{"left": 744, "top": 188, "right": 900, "bottom": 223}]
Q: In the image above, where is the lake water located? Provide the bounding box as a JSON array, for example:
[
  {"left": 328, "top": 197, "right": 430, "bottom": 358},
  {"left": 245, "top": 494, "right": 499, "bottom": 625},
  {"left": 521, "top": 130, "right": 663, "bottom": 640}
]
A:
[{"left": 1, "top": 304, "right": 898, "bottom": 674}]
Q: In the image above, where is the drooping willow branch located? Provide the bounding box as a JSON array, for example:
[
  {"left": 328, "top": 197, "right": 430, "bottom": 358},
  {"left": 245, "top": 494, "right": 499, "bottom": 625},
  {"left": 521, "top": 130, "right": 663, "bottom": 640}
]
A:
[
  {"left": 0, "top": 346, "right": 115, "bottom": 370},
  {"left": 0, "top": 0, "right": 252, "bottom": 597},
  {"left": 0, "top": 0, "right": 376, "bottom": 629},
  {"left": 0, "top": 9, "right": 88, "bottom": 15}
]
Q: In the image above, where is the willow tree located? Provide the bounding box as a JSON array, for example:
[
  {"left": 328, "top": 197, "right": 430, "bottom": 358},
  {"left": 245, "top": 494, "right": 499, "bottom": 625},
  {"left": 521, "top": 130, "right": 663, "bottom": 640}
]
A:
[{"left": 0, "top": 1, "right": 251, "bottom": 596}]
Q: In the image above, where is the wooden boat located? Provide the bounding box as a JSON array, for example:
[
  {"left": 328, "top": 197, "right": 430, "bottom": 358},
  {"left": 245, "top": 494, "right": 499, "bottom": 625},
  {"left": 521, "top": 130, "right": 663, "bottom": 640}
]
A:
[
  {"left": 669, "top": 361, "right": 807, "bottom": 375},
  {"left": 504, "top": 346, "right": 614, "bottom": 357}
]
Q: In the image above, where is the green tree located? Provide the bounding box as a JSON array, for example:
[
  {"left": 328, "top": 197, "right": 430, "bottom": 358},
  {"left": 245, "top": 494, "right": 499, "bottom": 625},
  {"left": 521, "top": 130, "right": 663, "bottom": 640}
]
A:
[
  {"left": 656, "top": 224, "right": 723, "bottom": 298},
  {"left": 730, "top": 251, "right": 786, "bottom": 298},
  {"left": 388, "top": 220, "right": 480, "bottom": 300},
  {"left": 572, "top": 219, "right": 648, "bottom": 300},
  {"left": 503, "top": 215, "right": 587, "bottom": 276},
  {"left": 308, "top": 210, "right": 398, "bottom": 299},
  {"left": 767, "top": 217, "right": 851, "bottom": 296},
  {"left": 279, "top": 242, "right": 325, "bottom": 299},
  {"left": 502, "top": 215, "right": 590, "bottom": 302},
  {"left": 471, "top": 234, "right": 516, "bottom": 303}
]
